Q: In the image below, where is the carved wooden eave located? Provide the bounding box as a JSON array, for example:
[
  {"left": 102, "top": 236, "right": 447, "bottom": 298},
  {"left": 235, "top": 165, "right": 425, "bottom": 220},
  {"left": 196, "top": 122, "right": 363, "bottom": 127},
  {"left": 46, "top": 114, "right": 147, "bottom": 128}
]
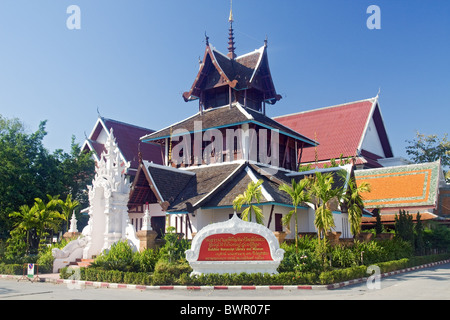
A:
[
  {"left": 128, "top": 161, "right": 195, "bottom": 212},
  {"left": 135, "top": 163, "right": 170, "bottom": 211}
]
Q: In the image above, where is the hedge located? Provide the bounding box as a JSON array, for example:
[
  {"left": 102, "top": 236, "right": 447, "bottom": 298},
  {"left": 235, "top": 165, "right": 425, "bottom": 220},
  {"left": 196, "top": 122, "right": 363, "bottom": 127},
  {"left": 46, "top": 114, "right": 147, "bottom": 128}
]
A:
[
  {"left": 0, "top": 263, "right": 23, "bottom": 275},
  {"left": 58, "top": 253, "right": 450, "bottom": 286}
]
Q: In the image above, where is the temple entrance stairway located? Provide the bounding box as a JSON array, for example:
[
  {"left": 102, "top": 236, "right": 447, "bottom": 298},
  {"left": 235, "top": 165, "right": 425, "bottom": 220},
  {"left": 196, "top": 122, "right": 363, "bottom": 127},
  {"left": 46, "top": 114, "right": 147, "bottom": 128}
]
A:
[{"left": 69, "top": 258, "right": 95, "bottom": 268}]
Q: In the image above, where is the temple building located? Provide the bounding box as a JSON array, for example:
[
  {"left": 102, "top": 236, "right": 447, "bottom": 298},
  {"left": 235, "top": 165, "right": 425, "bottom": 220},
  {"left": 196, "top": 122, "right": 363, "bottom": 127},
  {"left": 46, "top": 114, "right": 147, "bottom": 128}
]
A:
[
  {"left": 127, "top": 11, "right": 355, "bottom": 240},
  {"left": 82, "top": 8, "right": 449, "bottom": 241}
]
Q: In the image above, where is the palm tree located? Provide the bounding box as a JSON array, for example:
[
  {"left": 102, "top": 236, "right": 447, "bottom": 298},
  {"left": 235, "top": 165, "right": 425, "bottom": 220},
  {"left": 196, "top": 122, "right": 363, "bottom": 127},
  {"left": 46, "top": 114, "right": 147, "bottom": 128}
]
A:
[
  {"left": 33, "top": 197, "right": 64, "bottom": 246},
  {"left": 9, "top": 196, "right": 65, "bottom": 253},
  {"left": 233, "top": 179, "right": 264, "bottom": 224},
  {"left": 279, "top": 178, "right": 311, "bottom": 251},
  {"left": 309, "top": 171, "right": 342, "bottom": 243},
  {"left": 9, "top": 204, "right": 38, "bottom": 253},
  {"left": 58, "top": 194, "right": 80, "bottom": 232},
  {"left": 338, "top": 171, "right": 371, "bottom": 237}
]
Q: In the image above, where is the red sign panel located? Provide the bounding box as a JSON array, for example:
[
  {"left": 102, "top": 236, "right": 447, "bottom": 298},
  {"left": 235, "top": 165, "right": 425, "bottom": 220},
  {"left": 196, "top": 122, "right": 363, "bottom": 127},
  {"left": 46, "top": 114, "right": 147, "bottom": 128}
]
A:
[{"left": 197, "top": 233, "right": 273, "bottom": 261}]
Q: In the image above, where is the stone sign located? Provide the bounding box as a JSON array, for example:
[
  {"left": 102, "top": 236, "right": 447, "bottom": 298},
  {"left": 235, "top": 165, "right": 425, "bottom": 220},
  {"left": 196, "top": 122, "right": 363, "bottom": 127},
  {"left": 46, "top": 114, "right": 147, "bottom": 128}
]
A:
[{"left": 185, "top": 214, "right": 284, "bottom": 275}]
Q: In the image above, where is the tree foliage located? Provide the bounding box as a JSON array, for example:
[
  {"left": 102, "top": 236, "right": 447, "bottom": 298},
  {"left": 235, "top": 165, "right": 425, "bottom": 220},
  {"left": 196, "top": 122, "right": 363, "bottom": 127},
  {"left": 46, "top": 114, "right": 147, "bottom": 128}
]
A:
[
  {"left": 279, "top": 170, "right": 372, "bottom": 244},
  {"left": 233, "top": 179, "right": 264, "bottom": 224},
  {"left": 308, "top": 172, "right": 343, "bottom": 242},
  {"left": 7, "top": 196, "right": 64, "bottom": 256},
  {"left": 58, "top": 194, "right": 80, "bottom": 233},
  {"left": 394, "top": 210, "right": 415, "bottom": 251},
  {"left": 338, "top": 171, "right": 371, "bottom": 237},
  {"left": 52, "top": 136, "right": 95, "bottom": 207},
  {"left": 406, "top": 131, "right": 450, "bottom": 181},
  {"left": 279, "top": 178, "right": 311, "bottom": 251},
  {"left": 0, "top": 115, "right": 95, "bottom": 239},
  {"left": 415, "top": 212, "right": 425, "bottom": 255}
]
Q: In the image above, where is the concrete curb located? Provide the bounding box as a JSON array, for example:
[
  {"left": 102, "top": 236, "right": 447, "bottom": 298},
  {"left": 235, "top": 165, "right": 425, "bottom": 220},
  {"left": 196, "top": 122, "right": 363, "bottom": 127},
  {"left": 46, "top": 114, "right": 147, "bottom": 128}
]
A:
[{"left": 2, "top": 259, "right": 449, "bottom": 291}]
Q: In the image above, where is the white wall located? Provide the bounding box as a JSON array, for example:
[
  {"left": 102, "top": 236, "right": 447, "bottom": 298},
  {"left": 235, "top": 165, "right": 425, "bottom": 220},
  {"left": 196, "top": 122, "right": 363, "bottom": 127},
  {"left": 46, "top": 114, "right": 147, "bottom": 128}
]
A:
[
  {"left": 333, "top": 212, "right": 352, "bottom": 238},
  {"left": 165, "top": 205, "right": 353, "bottom": 240},
  {"left": 178, "top": 205, "right": 317, "bottom": 240},
  {"left": 361, "top": 117, "right": 385, "bottom": 157},
  {"left": 128, "top": 203, "right": 166, "bottom": 232},
  {"left": 96, "top": 127, "right": 108, "bottom": 144}
]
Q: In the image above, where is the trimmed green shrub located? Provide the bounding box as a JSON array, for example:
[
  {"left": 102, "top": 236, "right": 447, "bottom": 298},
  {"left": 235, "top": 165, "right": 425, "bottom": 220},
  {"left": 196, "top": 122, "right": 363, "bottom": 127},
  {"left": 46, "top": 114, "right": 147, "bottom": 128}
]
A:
[
  {"left": 319, "top": 266, "right": 367, "bottom": 285},
  {"left": 123, "top": 271, "right": 151, "bottom": 285},
  {"left": 154, "top": 259, "right": 192, "bottom": 277},
  {"left": 56, "top": 252, "right": 450, "bottom": 286},
  {"left": 0, "top": 263, "right": 23, "bottom": 275},
  {"left": 152, "top": 259, "right": 192, "bottom": 285}
]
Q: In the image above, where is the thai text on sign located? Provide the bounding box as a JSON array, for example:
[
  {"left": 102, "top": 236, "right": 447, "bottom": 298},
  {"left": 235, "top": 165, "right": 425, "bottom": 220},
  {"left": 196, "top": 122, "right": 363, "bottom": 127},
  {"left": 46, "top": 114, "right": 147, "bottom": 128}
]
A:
[{"left": 197, "top": 233, "right": 272, "bottom": 261}]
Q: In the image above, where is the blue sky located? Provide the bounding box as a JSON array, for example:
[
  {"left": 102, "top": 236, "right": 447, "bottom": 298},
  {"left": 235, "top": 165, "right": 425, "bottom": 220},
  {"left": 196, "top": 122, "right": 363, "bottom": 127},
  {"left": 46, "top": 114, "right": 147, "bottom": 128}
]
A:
[{"left": 0, "top": 1, "right": 448, "bottom": 161}]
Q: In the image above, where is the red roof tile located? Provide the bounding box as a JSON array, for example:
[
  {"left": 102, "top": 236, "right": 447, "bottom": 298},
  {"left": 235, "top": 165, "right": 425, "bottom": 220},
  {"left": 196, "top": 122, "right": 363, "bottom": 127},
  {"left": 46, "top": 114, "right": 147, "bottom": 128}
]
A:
[
  {"left": 101, "top": 118, "right": 163, "bottom": 168},
  {"left": 83, "top": 117, "right": 163, "bottom": 173},
  {"left": 274, "top": 98, "right": 376, "bottom": 164},
  {"left": 362, "top": 212, "right": 438, "bottom": 225}
]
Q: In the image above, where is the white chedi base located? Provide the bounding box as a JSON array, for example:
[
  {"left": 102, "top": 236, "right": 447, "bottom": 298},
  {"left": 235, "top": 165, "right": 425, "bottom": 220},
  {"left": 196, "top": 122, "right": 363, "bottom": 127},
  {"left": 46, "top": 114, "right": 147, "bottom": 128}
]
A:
[{"left": 52, "top": 128, "right": 138, "bottom": 271}]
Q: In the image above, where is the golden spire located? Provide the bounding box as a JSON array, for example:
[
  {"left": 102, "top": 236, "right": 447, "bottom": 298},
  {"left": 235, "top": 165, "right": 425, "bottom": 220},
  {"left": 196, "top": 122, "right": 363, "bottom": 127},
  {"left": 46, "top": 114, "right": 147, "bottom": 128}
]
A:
[
  {"left": 229, "top": 0, "right": 234, "bottom": 22},
  {"left": 227, "top": 0, "right": 236, "bottom": 59}
]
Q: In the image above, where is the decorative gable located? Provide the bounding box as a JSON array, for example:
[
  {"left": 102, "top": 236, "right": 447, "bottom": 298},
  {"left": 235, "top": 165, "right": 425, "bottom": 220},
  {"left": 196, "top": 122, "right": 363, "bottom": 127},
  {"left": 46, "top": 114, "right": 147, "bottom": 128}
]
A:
[
  {"left": 274, "top": 96, "right": 393, "bottom": 168},
  {"left": 82, "top": 117, "right": 163, "bottom": 176},
  {"left": 354, "top": 160, "right": 443, "bottom": 212}
]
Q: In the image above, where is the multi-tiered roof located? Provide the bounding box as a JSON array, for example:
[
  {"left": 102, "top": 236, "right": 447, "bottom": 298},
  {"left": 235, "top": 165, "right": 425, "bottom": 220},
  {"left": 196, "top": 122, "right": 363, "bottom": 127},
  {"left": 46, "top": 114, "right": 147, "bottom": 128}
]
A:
[
  {"left": 182, "top": 10, "right": 281, "bottom": 113},
  {"left": 132, "top": 12, "right": 317, "bottom": 214}
]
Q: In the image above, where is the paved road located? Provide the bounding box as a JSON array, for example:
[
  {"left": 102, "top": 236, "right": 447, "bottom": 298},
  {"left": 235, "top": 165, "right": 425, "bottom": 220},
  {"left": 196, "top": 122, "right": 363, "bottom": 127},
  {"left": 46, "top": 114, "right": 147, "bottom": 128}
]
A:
[{"left": 1, "top": 263, "right": 449, "bottom": 301}]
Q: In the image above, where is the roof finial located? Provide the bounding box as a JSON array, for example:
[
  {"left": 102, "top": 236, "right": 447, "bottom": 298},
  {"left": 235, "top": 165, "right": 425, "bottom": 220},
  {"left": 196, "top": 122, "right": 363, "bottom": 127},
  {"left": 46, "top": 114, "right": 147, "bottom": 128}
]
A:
[
  {"left": 205, "top": 31, "right": 209, "bottom": 46},
  {"left": 229, "top": 0, "right": 234, "bottom": 23},
  {"left": 138, "top": 142, "right": 143, "bottom": 164},
  {"left": 227, "top": 0, "right": 236, "bottom": 59}
]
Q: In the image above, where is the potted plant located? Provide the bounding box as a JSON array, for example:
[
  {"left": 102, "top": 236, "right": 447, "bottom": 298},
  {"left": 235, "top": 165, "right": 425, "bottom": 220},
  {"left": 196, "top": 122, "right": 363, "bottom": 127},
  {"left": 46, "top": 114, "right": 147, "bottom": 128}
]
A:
[
  {"left": 326, "top": 231, "right": 341, "bottom": 245},
  {"left": 273, "top": 231, "right": 287, "bottom": 245},
  {"left": 356, "top": 232, "right": 373, "bottom": 242}
]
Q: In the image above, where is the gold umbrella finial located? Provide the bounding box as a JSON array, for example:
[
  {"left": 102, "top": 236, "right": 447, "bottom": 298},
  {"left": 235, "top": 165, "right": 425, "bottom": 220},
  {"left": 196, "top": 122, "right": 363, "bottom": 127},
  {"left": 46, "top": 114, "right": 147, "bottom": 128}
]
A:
[{"left": 229, "top": 0, "right": 234, "bottom": 23}]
